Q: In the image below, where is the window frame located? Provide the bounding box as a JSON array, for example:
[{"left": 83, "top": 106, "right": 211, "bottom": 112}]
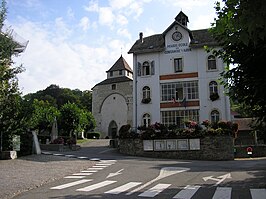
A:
[
  {"left": 142, "top": 113, "right": 151, "bottom": 127},
  {"left": 210, "top": 110, "right": 220, "bottom": 123},
  {"left": 209, "top": 81, "right": 218, "bottom": 95},
  {"left": 161, "top": 81, "right": 199, "bottom": 102},
  {"left": 207, "top": 55, "right": 217, "bottom": 71},
  {"left": 161, "top": 110, "right": 199, "bottom": 128},
  {"left": 174, "top": 57, "right": 183, "bottom": 72},
  {"left": 111, "top": 84, "right": 116, "bottom": 90}
]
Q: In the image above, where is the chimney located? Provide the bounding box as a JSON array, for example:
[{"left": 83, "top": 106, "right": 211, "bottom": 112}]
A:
[{"left": 139, "top": 32, "right": 143, "bottom": 43}]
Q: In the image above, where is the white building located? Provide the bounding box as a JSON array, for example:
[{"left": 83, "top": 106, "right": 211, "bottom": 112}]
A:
[
  {"left": 92, "top": 56, "right": 133, "bottom": 138},
  {"left": 128, "top": 11, "right": 231, "bottom": 129}
]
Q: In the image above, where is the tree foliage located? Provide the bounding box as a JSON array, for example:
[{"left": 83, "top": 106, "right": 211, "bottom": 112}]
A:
[
  {"left": 210, "top": 0, "right": 266, "bottom": 125},
  {"left": 24, "top": 84, "right": 92, "bottom": 111},
  {"left": 30, "top": 99, "right": 60, "bottom": 133},
  {"left": 0, "top": 0, "right": 26, "bottom": 151}
]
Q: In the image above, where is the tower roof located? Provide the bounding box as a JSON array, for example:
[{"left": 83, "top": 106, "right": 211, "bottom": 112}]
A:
[{"left": 106, "top": 55, "right": 133, "bottom": 72}]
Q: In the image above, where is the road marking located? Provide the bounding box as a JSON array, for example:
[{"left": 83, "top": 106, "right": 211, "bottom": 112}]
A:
[
  {"left": 106, "top": 169, "right": 124, "bottom": 178},
  {"left": 88, "top": 167, "right": 104, "bottom": 170},
  {"left": 212, "top": 187, "right": 231, "bottom": 199},
  {"left": 65, "top": 155, "right": 76, "bottom": 158},
  {"left": 77, "top": 156, "right": 88, "bottom": 159},
  {"left": 90, "top": 158, "right": 101, "bottom": 161},
  {"left": 105, "top": 182, "right": 142, "bottom": 194},
  {"left": 72, "top": 173, "right": 92, "bottom": 176},
  {"left": 126, "top": 167, "right": 189, "bottom": 195},
  {"left": 93, "top": 165, "right": 108, "bottom": 168},
  {"left": 173, "top": 185, "right": 201, "bottom": 199},
  {"left": 50, "top": 179, "right": 92, "bottom": 190},
  {"left": 81, "top": 170, "right": 98, "bottom": 173},
  {"left": 203, "top": 173, "right": 232, "bottom": 186},
  {"left": 250, "top": 189, "right": 266, "bottom": 199},
  {"left": 64, "top": 176, "right": 86, "bottom": 179},
  {"left": 96, "top": 163, "right": 113, "bottom": 166},
  {"left": 100, "top": 160, "right": 117, "bottom": 163},
  {"left": 77, "top": 180, "right": 116, "bottom": 192},
  {"left": 138, "top": 183, "right": 171, "bottom": 197}
]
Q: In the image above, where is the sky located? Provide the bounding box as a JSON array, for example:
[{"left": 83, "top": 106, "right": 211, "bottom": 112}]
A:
[{"left": 6, "top": 0, "right": 221, "bottom": 95}]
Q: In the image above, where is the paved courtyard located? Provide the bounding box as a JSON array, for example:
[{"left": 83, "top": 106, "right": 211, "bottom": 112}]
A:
[{"left": 0, "top": 140, "right": 112, "bottom": 199}]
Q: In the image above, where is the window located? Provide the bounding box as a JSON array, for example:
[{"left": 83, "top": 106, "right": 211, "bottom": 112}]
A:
[
  {"left": 111, "top": 84, "right": 116, "bottom": 90},
  {"left": 142, "top": 61, "right": 150, "bottom": 76},
  {"left": 161, "top": 110, "right": 199, "bottom": 128},
  {"left": 119, "top": 70, "right": 122, "bottom": 75},
  {"left": 209, "top": 81, "right": 218, "bottom": 95},
  {"left": 110, "top": 71, "right": 113, "bottom": 77},
  {"left": 174, "top": 58, "right": 183, "bottom": 72},
  {"left": 161, "top": 81, "right": 198, "bottom": 102},
  {"left": 209, "top": 81, "right": 219, "bottom": 101},
  {"left": 142, "top": 86, "right": 150, "bottom": 99},
  {"left": 137, "top": 61, "right": 155, "bottom": 76},
  {"left": 142, "top": 86, "right": 151, "bottom": 103},
  {"left": 207, "top": 55, "right": 217, "bottom": 70},
  {"left": 142, "top": 113, "right": 151, "bottom": 127},
  {"left": 211, "top": 110, "right": 220, "bottom": 123}
]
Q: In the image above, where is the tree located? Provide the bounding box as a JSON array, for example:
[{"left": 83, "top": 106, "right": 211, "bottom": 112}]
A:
[
  {"left": 30, "top": 99, "right": 60, "bottom": 133},
  {"left": 59, "top": 103, "right": 82, "bottom": 137},
  {"left": 0, "top": 0, "right": 25, "bottom": 151},
  {"left": 59, "top": 102, "right": 96, "bottom": 138},
  {"left": 210, "top": 0, "right": 266, "bottom": 125}
]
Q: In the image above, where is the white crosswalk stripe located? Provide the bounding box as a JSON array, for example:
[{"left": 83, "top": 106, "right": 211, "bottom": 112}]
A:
[
  {"left": 105, "top": 182, "right": 142, "bottom": 194},
  {"left": 72, "top": 173, "right": 92, "bottom": 176},
  {"left": 50, "top": 179, "right": 92, "bottom": 190},
  {"left": 138, "top": 183, "right": 171, "bottom": 198},
  {"left": 212, "top": 187, "right": 232, "bottom": 199},
  {"left": 49, "top": 178, "right": 265, "bottom": 199},
  {"left": 173, "top": 185, "right": 201, "bottom": 199},
  {"left": 64, "top": 176, "right": 86, "bottom": 179},
  {"left": 76, "top": 180, "right": 116, "bottom": 192},
  {"left": 250, "top": 188, "right": 266, "bottom": 199}
]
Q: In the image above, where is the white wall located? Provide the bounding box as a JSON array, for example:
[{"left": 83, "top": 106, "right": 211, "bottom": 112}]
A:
[{"left": 100, "top": 93, "right": 128, "bottom": 136}]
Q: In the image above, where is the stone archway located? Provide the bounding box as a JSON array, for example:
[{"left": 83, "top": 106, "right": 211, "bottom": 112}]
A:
[{"left": 108, "top": 121, "right": 118, "bottom": 139}]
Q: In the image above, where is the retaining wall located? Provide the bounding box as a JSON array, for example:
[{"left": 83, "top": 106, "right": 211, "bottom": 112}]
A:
[{"left": 119, "top": 136, "right": 234, "bottom": 160}]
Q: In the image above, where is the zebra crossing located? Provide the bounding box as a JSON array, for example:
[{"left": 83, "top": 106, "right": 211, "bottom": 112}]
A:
[
  {"left": 62, "top": 159, "right": 116, "bottom": 179},
  {"left": 49, "top": 160, "right": 265, "bottom": 198},
  {"left": 50, "top": 178, "right": 265, "bottom": 198}
]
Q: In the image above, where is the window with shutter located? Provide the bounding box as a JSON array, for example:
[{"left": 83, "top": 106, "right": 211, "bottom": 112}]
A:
[
  {"left": 137, "top": 62, "right": 141, "bottom": 76},
  {"left": 151, "top": 61, "right": 155, "bottom": 75}
]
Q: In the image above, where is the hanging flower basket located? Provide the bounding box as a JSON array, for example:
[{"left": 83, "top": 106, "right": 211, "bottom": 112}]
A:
[
  {"left": 141, "top": 97, "right": 151, "bottom": 104},
  {"left": 210, "top": 93, "right": 219, "bottom": 101}
]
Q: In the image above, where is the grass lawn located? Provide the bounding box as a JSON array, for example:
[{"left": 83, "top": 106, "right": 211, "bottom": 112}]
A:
[{"left": 77, "top": 139, "right": 92, "bottom": 145}]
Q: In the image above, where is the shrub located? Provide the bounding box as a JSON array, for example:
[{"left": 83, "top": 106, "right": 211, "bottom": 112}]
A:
[
  {"left": 119, "top": 124, "right": 140, "bottom": 139},
  {"left": 51, "top": 137, "right": 64, "bottom": 144}
]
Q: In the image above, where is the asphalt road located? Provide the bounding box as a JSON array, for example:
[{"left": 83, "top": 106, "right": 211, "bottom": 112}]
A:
[{"left": 2, "top": 139, "right": 266, "bottom": 199}]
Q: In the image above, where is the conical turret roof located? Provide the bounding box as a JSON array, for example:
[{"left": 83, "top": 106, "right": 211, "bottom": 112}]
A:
[{"left": 106, "top": 55, "right": 133, "bottom": 72}]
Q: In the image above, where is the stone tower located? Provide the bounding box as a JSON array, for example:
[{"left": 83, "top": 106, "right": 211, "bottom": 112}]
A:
[{"left": 92, "top": 56, "right": 133, "bottom": 138}]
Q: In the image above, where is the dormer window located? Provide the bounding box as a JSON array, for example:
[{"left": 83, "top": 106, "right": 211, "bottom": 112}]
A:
[{"left": 110, "top": 71, "right": 113, "bottom": 77}]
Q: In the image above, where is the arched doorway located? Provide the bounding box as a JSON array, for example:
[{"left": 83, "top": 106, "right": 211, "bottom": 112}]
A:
[{"left": 108, "top": 121, "right": 118, "bottom": 139}]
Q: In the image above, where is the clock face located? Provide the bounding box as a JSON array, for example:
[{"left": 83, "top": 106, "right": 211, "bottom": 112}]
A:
[{"left": 172, "top": 31, "right": 182, "bottom": 41}]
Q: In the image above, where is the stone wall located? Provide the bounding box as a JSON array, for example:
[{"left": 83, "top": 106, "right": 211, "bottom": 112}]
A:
[
  {"left": 119, "top": 136, "right": 234, "bottom": 160},
  {"left": 92, "top": 80, "right": 133, "bottom": 138},
  {"left": 234, "top": 145, "right": 266, "bottom": 158}
]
